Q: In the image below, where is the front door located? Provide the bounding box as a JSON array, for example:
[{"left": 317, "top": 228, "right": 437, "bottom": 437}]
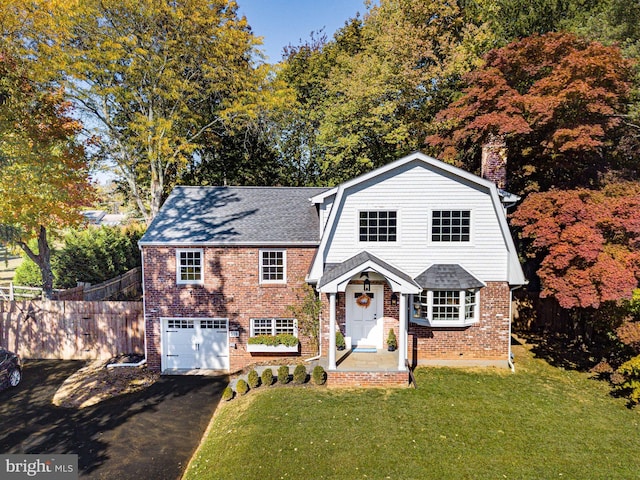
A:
[{"left": 346, "top": 284, "right": 383, "bottom": 348}]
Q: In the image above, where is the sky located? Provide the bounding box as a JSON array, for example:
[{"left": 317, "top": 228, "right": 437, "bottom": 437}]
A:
[{"left": 237, "top": 0, "right": 369, "bottom": 62}]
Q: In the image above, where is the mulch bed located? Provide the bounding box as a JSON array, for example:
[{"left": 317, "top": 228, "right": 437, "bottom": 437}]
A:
[{"left": 52, "top": 354, "right": 159, "bottom": 409}]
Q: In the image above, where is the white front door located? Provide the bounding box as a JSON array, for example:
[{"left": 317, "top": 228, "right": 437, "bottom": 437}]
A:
[{"left": 346, "top": 285, "right": 383, "bottom": 348}]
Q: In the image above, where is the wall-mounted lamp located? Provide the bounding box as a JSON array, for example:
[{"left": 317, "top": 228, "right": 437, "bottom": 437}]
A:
[
  {"left": 390, "top": 293, "right": 398, "bottom": 306},
  {"left": 360, "top": 272, "right": 371, "bottom": 292}
]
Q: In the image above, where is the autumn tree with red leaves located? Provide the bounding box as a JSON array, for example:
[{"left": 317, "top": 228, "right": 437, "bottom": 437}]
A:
[
  {"left": 428, "top": 32, "right": 636, "bottom": 195},
  {"left": 511, "top": 183, "right": 640, "bottom": 310}
]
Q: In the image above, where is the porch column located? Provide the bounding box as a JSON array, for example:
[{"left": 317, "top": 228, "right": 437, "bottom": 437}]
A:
[
  {"left": 328, "top": 292, "right": 337, "bottom": 370},
  {"left": 398, "top": 293, "right": 407, "bottom": 371}
]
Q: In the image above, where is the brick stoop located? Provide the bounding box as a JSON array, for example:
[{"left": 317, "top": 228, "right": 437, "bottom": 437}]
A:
[{"left": 327, "top": 370, "right": 410, "bottom": 388}]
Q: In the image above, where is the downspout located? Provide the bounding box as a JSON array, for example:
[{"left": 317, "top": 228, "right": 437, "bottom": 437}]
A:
[
  {"left": 305, "top": 286, "right": 322, "bottom": 363},
  {"left": 508, "top": 285, "right": 521, "bottom": 373}
]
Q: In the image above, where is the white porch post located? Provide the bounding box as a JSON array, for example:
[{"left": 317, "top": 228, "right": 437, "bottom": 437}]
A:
[
  {"left": 328, "top": 292, "right": 337, "bottom": 370},
  {"left": 398, "top": 293, "right": 407, "bottom": 371}
]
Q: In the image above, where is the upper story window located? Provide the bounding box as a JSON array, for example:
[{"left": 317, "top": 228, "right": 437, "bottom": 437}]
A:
[
  {"left": 176, "top": 249, "right": 203, "bottom": 285},
  {"left": 432, "top": 210, "right": 470, "bottom": 242},
  {"left": 359, "top": 210, "right": 397, "bottom": 242},
  {"left": 260, "top": 249, "right": 286, "bottom": 284},
  {"left": 412, "top": 288, "right": 479, "bottom": 326}
]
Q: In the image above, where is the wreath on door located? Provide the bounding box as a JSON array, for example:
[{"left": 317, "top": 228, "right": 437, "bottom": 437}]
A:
[{"left": 356, "top": 293, "right": 371, "bottom": 308}]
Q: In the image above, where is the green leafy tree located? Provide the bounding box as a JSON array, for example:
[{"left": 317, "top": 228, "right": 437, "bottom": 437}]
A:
[{"left": 0, "top": 53, "right": 93, "bottom": 297}]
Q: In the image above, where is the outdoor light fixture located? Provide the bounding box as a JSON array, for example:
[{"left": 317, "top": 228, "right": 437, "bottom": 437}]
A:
[
  {"left": 390, "top": 293, "right": 398, "bottom": 306},
  {"left": 360, "top": 272, "right": 371, "bottom": 292}
]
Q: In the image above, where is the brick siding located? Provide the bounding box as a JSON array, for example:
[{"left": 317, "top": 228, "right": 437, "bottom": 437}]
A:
[
  {"left": 143, "top": 245, "right": 317, "bottom": 372},
  {"left": 328, "top": 370, "right": 409, "bottom": 388}
]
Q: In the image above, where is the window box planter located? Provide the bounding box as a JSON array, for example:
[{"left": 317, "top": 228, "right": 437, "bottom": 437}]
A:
[
  {"left": 247, "top": 334, "right": 299, "bottom": 353},
  {"left": 247, "top": 343, "right": 299, "bottom": 353}
]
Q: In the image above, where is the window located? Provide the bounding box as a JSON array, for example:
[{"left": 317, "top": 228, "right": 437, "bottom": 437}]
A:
[
  {"left": 167, "top": 319, "right": 194, "bottom": 329},
  {"left": 359, "top": 211, "right": 397, "bottom": 242},
  {"left": 412, "top": 289, "right": 479, "bottom": 325},
  {"left": 177, "top": 249, "right": 203, "bottom": 284},
  {"left": 250, "top": 318, "right": 298, "bottom": 337},
  {"left": 432, "top": 210, "right": 470, "bottom": 242},
  {"left": 260, "top": 250, "right": 286, "bottom": 283}
]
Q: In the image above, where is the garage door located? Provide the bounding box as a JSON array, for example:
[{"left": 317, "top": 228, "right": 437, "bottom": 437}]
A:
[{"left": 162, "top": 318, "right": 229, "bottom": 371}]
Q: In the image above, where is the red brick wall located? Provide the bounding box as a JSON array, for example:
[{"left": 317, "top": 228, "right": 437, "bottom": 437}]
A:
[
  {"left": 328, "top": 370, "right": 409, "bottom": 388},
  {"left": 320, "top": 281, "right": 511, "bottom": 363},
  {"left": 408, "top": 282, "right": 511, "bottom": 363},
  {"left": 143, "top": 245, "right": 317, "bottom": 372}
]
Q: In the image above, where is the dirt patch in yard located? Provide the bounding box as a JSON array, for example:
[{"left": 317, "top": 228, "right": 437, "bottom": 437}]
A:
[{"left": 52, "top": 355, "right": 159, "bottom": 409}]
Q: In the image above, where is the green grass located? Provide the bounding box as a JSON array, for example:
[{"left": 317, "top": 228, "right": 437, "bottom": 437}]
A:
[{"left": 184, "top": 344, "right": 640, "bottom": 479}]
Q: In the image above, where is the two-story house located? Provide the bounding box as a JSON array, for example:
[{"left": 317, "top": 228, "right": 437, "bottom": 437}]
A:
[{"left": 139, "top": 151, "right": 526, "bottom": 384}]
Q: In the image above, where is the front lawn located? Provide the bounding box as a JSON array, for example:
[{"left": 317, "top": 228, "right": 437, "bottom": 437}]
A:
[{"left": 184, "top": 342, "right": 640, "bottom": 479}]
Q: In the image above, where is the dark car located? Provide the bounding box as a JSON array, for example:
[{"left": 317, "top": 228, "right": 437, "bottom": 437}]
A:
[{"left": 0, "top": 347, "right": 21, "bottom": 390}]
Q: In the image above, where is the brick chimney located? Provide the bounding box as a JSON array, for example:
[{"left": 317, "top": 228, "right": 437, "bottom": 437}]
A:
[{"left": 481, "top": 134, "right": 507, "bottom": 190}]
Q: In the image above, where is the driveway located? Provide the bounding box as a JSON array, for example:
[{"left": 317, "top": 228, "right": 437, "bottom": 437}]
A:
[{"left": 0, "top": 360, "right": 227, "bottom": 479}]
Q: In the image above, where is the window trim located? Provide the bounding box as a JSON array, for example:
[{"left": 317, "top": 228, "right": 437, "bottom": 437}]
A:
[
  {"left": 358, "top": 209, "right": 399, "bottom": 243},
  {"left": 176, "top": 248, "right": 204, "bottom": 285},
  {"left": 411, "top": 288, "right": 480, "bottom": 327},
  {"left": 430, "top": 209, "right": 472, "bottom": 243},
  {"left": 259, "top": 249, "right": 287, "bottom": 284},
  {"left": 249, "top": 317, "right": 298, "bottom": 337}
]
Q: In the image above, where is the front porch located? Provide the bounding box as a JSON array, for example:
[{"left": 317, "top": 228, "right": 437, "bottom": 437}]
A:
[{"left": 321, "top": 348, "right": 400, "bottom": 372}]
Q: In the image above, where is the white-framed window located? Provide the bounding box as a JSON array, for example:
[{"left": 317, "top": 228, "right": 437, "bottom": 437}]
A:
[
  {"left": 431, "top": 210, "right": 471, "bottom": 242},
  {"left": 260, "top": 249, "right": 286, "bottom": 284},
  {"left": 176, "top": 249, "right": 204, "bottom": 284},
  {"left": 359, "top": 210, "right": 397, "bottom": 242},
  {"left": 412, "top": 288, "right": 479, "bottom": 326},
  {"left": 250, "top": 318, "right": 298, "bottom": 337}
]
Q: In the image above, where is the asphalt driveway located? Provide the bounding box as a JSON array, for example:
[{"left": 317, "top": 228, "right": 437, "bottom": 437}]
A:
[{"left": 0, "top": 360, "right": 227, "bottom": 479}]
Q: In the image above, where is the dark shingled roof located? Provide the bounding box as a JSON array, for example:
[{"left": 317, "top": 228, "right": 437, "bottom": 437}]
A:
[
  {"left": 319, "top": 251, "right": 415, "bottom": 287},
  {"left": 139, "top": 186, "right": 329, "bottom": 245},
  {"left": 414, "top": 264, "right": 484, "bottom": 289}
]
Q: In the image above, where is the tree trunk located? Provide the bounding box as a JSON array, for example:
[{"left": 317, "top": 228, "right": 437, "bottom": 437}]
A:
[{"left": 17, "top": 225, "right": 54, "bottom": 299}]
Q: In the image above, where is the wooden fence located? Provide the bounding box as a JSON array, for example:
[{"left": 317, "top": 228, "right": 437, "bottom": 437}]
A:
[{"left": 0, "top": 300, "right": 144, "bottom": 360}]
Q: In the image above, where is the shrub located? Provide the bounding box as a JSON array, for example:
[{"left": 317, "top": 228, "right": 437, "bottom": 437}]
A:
[
  {"left": 261, "top": 368, "right": 274, "bottom": 386},
  {"left": 236, "top": 379, "right": 249, "bottom": 396},
  {"left": 277, "top": 365, "right": 290, "bottom": 384},
  {"left": 247, "top": 334, "right": 298, "bottom": 347},
  {"left": 615, "top": 355, "right": 640, "bottom": 404},
  {"left": 312, "top": 365, "right": 327, "bottom": 385},
  {"left": 222, "top": 386, "right": 234, "bottom": 401},
  {"left": 247, "top": 369, "right": 260, "bottom": 389},
  {"left": 336, "top": 331, "right": 346, "bottom": 349},
  {"left": 387, "top": 329, "right": 397, "bottom": 350},
  {"left": 293, "top": 364, "right": 307, "bottom": 384}
]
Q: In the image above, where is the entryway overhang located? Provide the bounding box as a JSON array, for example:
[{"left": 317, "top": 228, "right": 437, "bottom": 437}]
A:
[
  {"left": 317, "top": 251, "right": 419, "bottom": 372},
  {"left": 317, "top": 251, "right": 421, "bottom": 295}
]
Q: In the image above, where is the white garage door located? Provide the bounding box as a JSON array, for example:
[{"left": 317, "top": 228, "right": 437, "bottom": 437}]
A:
[{"left": 162, "top": 318, "right": 229, "bottom": 371}]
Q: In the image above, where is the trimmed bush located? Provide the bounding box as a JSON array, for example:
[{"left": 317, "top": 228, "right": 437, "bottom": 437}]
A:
[
  {"left": 336, "top": 331, "right": 346, "bottom": 350},
  {"left": 312, "top": 365, "right": 327, "bottom": 385},
  {"left": 222, "top": 386, "right": 234, "bottom": 401},
  {"left": 247, "top": 369, "right": 260, "bottom": 389},
  {"left": 293, "top": 364, "right": 307, "bottom": 384},
  {"left": 261, "top": 368, "right": 274, "bottom": 386},
  {"left": 277, "top": 365, "right": 290, "bottom": 384},
  {"left": 236, "top": 379, "right": 249, "bottom": 396}
]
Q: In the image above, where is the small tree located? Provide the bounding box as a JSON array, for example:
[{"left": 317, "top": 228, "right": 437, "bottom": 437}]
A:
[
  {"left": 288, "top": 283, "right": 322, "bottom": 355},
  {"left": 312, "top": 365, "right": 327, "bottom": 385}
]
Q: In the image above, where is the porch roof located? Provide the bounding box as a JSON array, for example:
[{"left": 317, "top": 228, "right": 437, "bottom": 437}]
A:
[
  {"left": 414, "top": 264, "right": 485, "bottom": 289},
  {"left": 317, "top": 251, "right": 421, "bottom": 294}
]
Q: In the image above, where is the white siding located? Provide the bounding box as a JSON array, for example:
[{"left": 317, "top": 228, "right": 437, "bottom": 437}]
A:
[{"left": 322, "top": 162, "right": 510, "bottom": 281}]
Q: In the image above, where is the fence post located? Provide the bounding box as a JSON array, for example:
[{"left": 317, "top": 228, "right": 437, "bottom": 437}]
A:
[{"left": 9, "top": 282, "right": 14, "bottom": 301}]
